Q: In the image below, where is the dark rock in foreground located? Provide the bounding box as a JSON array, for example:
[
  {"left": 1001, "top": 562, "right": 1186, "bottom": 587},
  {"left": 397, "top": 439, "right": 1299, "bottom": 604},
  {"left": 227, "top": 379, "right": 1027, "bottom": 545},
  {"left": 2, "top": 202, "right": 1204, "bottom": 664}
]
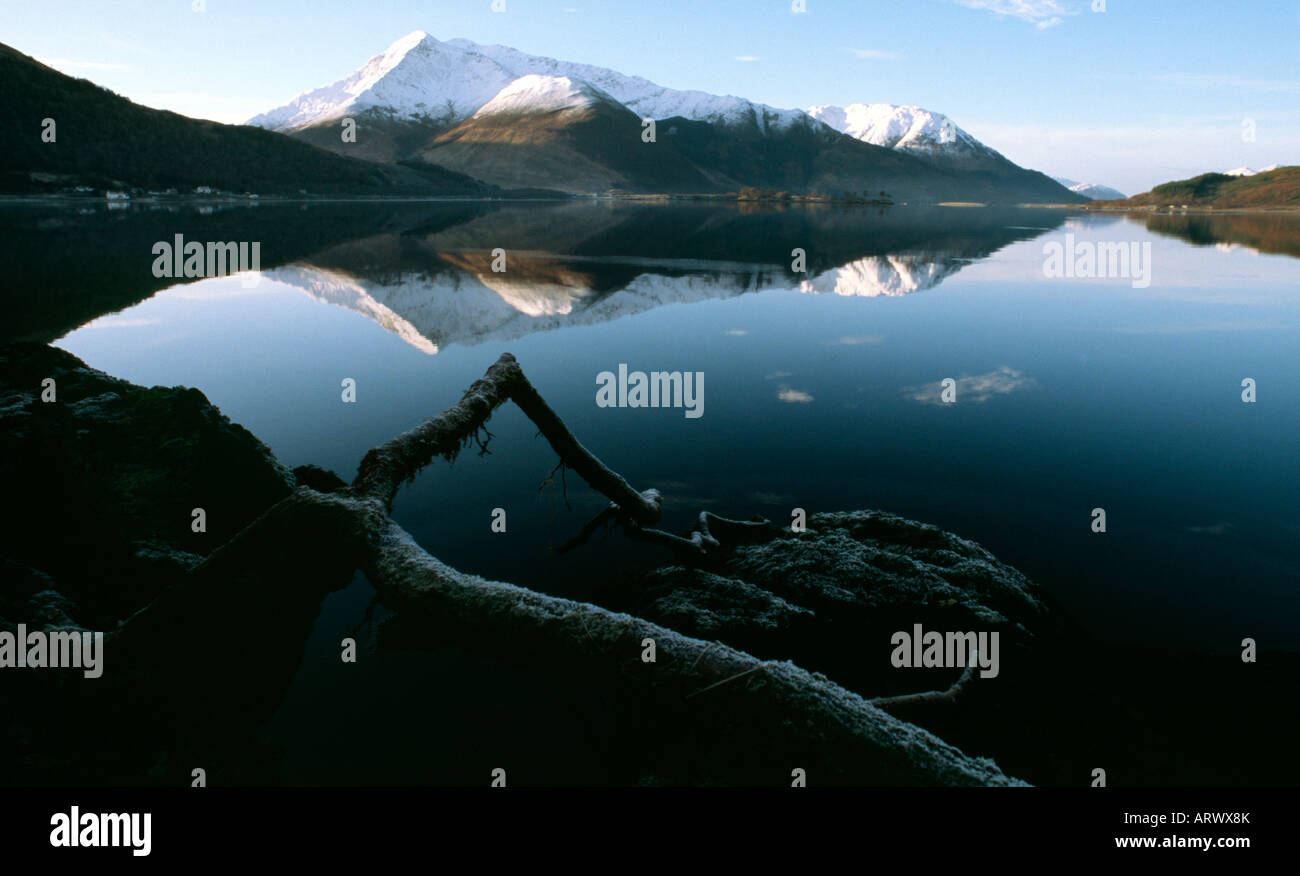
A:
[
  {"left": 640, "top": 510, "right": 1048, "bottom": 698},
  {"left": 0, "top": 343, "right": 294, "bottom": 628}
]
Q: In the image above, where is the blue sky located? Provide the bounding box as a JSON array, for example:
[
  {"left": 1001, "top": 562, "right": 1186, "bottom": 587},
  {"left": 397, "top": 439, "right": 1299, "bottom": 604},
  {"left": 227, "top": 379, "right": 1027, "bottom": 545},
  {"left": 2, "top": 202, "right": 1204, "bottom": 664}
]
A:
[{"left": 4, "top": 0, "right": 1297, "bottom": 193}]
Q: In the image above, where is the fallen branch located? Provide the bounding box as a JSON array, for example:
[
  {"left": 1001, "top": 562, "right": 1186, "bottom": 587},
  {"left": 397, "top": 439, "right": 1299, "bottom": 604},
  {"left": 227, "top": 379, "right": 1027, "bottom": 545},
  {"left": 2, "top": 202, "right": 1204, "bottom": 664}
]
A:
[
  {"left": 509, "top": 371, "right": 662, "bottom": 526},
  {"left": 364, "top": 517, "right": 1021, "bottom": 785},
  {"left": 111, "top": 352, "right": 1024, "bottom": 786}
]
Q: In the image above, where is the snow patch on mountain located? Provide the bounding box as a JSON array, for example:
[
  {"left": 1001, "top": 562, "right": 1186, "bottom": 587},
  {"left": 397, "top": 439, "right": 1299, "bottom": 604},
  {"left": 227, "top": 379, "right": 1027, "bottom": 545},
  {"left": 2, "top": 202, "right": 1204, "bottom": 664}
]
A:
[
  {"left": 806, "top": 103, "right": 999, "bottom": 158},
  {"left": 470, "top": 74, "right": 621, "bottom": 118},
  {"left": 447, "top": 38, "right": 810, "bottom": 132}
]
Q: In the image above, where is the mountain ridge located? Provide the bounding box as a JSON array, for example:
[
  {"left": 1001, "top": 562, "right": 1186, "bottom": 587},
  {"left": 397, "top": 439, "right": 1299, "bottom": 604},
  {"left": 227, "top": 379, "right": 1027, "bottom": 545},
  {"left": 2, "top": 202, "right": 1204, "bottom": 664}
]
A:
[{"left": 246, "top": 33, "right": 1083, "bottom": 203}]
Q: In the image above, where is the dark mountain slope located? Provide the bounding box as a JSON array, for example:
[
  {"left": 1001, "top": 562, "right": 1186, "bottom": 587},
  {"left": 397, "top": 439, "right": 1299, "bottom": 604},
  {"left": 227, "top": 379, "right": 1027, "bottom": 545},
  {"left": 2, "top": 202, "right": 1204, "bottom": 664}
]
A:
[{"left": 0, "top": 42, "right": 495, "bottom": 196}]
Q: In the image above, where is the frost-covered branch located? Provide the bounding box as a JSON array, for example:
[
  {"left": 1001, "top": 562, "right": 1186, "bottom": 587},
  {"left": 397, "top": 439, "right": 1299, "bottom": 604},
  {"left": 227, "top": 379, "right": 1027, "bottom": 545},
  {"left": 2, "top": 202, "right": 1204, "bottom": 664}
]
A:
[{"left": 110, "top": 352, "right": 1024, "bottom": 786}]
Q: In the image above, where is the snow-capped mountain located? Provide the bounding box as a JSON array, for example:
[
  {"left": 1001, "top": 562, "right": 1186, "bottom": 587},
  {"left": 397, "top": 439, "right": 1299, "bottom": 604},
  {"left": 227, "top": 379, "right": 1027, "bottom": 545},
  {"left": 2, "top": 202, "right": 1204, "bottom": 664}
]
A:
[
  {"left": 806, "top": 103, "right": 1004, "bottom": 163},
  {"left": 246, "top": 31, "right": 513, "bottom": 130},
  {"left": 1223, "top": 164, "right": 1281, "bottom": 177},
  {"left": 246, "top": 31, "right": 1083, "bottom": 202},
  {"left": 804, "top": 102, "right": 1074, "bottom": 199},
  {"left": 1052, "top": 177, "right": 1126, "bottom": 201},
  {"left": 248, "top": 30, "right": 809, "bottom": 136}
]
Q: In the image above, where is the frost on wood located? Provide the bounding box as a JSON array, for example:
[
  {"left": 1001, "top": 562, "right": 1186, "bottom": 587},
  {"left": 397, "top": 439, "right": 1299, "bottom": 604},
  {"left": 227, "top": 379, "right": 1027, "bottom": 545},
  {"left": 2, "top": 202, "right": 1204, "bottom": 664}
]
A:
[
  {"left": 368, "top": 521, "right": 1022, "bottom": 786},
  {"left": 108, "top": 352, "right": 1029, "bottom": 786}
]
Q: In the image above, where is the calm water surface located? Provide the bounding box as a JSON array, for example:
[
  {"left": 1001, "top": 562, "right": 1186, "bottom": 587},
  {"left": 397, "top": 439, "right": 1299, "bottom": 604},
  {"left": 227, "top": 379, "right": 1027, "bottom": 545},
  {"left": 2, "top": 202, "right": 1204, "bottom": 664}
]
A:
[{"left": 26, "top": 201, "right": 1298, "bottom": 782}]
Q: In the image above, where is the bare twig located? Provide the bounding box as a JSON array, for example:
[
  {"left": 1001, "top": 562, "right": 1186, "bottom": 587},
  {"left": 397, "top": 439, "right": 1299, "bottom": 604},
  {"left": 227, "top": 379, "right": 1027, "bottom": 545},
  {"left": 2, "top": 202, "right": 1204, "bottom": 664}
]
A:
[{"left": 869, "top": 661, "right": 977, "bottom": 710}]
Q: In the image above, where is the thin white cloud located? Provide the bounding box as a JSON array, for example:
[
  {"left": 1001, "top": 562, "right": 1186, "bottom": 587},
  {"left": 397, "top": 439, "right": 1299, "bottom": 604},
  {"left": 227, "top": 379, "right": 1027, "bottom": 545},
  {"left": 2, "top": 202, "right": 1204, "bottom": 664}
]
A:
[
  {"left": 849, "top": 48, "right": 903, "bottom": 60},
  {"left": 901, "top": 366, "right": 1036, "bottom": 405},
  {"left": 954, "top": 0, "right": 1077, "bottom": 28},
  {"left": 777, "top": 386, "right": 815, "bottom": 403},
  {"left": 734, "top": 55, "right": 761, "bottom": 62}
]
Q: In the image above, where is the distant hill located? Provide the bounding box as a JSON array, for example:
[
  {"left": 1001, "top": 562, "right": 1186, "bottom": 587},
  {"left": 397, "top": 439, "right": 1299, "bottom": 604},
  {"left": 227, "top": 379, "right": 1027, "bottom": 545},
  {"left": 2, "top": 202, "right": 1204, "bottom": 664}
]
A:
[
  {"left": 1051, "top": 177, "right": 1126, "bottom": 201},
  {"left": 1106, "top": 166, "right": 1300, "bottom": 208},
  {"left": 0, "top": 42, "right": 498, "bottom": 196}
]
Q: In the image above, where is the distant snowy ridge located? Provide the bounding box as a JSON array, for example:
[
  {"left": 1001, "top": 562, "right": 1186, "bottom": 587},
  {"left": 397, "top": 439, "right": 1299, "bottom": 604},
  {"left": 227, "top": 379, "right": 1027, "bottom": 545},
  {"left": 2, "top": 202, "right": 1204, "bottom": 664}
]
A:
[
  {"left": 806, "top": 103, "right": 1003, "bottom": 160},
  {"left": 446, "top": 37, "right": 811, "bottom": 133},
  {"left": 1051, "top": 177, "right": 1126, "bottom": 201},
  {"left": 1223, "top": 164, "right": 1281, "bottom": 177}
]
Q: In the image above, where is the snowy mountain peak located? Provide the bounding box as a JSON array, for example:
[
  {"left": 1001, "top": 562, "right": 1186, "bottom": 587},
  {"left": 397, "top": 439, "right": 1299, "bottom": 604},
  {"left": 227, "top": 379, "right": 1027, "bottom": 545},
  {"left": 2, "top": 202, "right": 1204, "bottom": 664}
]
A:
[
  {"left": 471, "top": 74, "right": 621, "bottom": 118},
  {"left": 246, "top": 32, "right": 516, "bottom": 129},
  {"left": 384, "top": 30, "right": 431, "bottom": 62},
  {"left": 247, "top": 31, "right": 812, "bottom": 135},
  {"left": 806, "top": 103, "right": 992, "bottom": 156}
]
